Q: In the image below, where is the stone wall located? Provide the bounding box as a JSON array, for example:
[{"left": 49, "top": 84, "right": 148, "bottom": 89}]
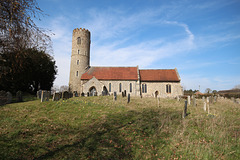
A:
[
  {"left": 69, "top": 28, "right": 91, "bottom": 93},
  {"left": 82, "top": 78, "right": 139, "bottom": 96},
  {"left": 141, "top": 82, "right": 183, "bottom": 98}
]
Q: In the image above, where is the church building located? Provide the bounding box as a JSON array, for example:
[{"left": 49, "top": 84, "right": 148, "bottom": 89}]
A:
[{"left": 69, "top": 28, "right": 183, "bottom": 98}]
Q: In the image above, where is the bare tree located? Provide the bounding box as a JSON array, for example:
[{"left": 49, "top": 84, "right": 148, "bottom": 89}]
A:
[
  {"left": 59, "top": 85, "right": 69, "bottom": 92},
  {"left": 0, "top": 0, "right": 52, "bottom": 52},
  {"left": 205, "top": 88, "right": 212, "bottom": 94}
]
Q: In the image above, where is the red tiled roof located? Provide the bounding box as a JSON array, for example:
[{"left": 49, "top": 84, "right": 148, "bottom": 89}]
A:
[
  {"left": 139, "top": 69, "right": 180, "bottom": 82},
  {"left": 81, "top": 67, "right": 138, "bottom": 80}
]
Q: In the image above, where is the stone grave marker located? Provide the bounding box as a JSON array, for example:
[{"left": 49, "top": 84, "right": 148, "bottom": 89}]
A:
[
  {"left": 6, "top": 92, "right": 12, "bottom": 104},
  {"left": 203, "top": 102, "right": 206, "bottom": 111},
  {"left": 193, "top": 95, "right": 196, "bottom": 107},
  {"left": 187, "top": 96, "right": 191, "bottom": 105},
  {"left": 202, "top": 96, "right": 205, "bottom": 102},
  {"left": 52, "top": 92, "right": 60, "bottom": 101},
  {"left": 177, "top": 96, "right": 180, "bottom": 102},
  {"left": 207, "top": 97, "right": 210, "bottom": 114},
  {"left": 62, "top": 91, "right": 69, "bottom": 100},
  {"left": 16, "top": 91, "right": 23, "bottom": 102},
  {"left": 214, "top": 96, "right": 217, "bottom": 103},
  {"left": 0, "top": 91, "right": 7, "bottom": 106},
  {"left": 183, "top": 100, "right": 188, "bottom": 118},
  {"left": 127, "top": 93, "right": 130, "bottom": 103},
  {"left": 113, "top": 92, "right": 117, "bottom": 101},
  {"left": 41, "top": 91, "right": 46, "bottom": 102}
]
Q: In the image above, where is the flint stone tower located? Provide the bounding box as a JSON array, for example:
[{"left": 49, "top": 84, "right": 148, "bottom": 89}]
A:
[{"left": 69, "top": 28, "right": 90, "bottom": 93}]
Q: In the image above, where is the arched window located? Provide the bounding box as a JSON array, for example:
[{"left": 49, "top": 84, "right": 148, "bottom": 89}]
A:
[
  {"left": 77, "top": 60, "right": 79, "bottom": 65},
  {"left": 166, "top": 84, "right": 171, "bottom": 93},
  {"left": 130, "top": 83, "right": 132, "bottom": 92},
  {"left": 76, "top": 71, "right": 78, "bottom": 76},
  {"left": 119, "top": 83, "right": 122, "bottom": 92},
  {"left": 77, "top": 37, "right": 81, "bottom": 44},
  {"left": 142, "top": 84, "right": 147, "bottom": 93},
  {"left": 109, "top": 83, "right": 111, "bottom": 92},
  {"left": 78, "top": 50, "right": 80, "bottom": 54}
]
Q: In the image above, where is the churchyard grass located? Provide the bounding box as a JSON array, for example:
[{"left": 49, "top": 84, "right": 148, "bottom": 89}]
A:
[{"left": 0, "top": 96, "right": 239, "bottom": 159}]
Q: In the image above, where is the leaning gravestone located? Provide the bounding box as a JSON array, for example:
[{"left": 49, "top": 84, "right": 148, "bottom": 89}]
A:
[
  {"left": 16, "top": 91, "right": 23, "bottom": 102},
  {"left": 46, "top": 91, "right": 50, "bottom": 101},
  {"left": 37, "top": 90, "right": 42, "bottom": 99},
  {"left": 6, "top": 92, "right": 12, "bottom": 104},
  {"left": 203, "top": 102, "right": 206, "bottom": 111}
]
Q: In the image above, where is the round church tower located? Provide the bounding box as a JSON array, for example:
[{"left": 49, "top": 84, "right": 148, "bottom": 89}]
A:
[{"left": 69, "top": 28, "right": 90, "bottom": 93}]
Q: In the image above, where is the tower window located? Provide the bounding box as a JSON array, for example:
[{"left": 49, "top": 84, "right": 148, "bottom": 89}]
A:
[
  {"left": 78, "top": 50, "right": 80, "bottom": 54},
  {"left": 76, "top": 71, "right": 78, "bottom": 77},
  {"left": 77, "top": 37, "right": 81, "bottom": 44},
  {"left": 109, "top": 83, "right": 111, "bottom": 92},
  {"left": 130, "top": 83, "right": 132, "bottom": 92},
  {"left": 166, "top": 84, "right": 171, "bottom": 93},
  {"left": 77, "top": 60, "right": 79, "bottom": 65},
  {"left": 119, "top": 83, "right": 122, "bottom": 92}
]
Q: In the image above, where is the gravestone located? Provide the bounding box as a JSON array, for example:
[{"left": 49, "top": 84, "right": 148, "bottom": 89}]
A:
[
  {"left": 202, "top": 96, "right": 205, "bottom": 102},
  {"left": 203, "top": 102, "right": 206, "bottom": 111},
  {"left": 0, "top": 91, "right": 7, "bottom": 106},
  {"left": 45, "top": 91, "right": 50, "bottom": 101},
  {"left": 187, "top": 96, "right": 191, "bottom": 105},
  {"left": 193, "top": 95, "right": 196, "bottom": 107},
  {"left": 177, "top": 96, "right": 180, "bottom": 102},
  {"left": 41, "top": 91, "right": 46, "bottom": 102},
  {"left": 52, "top": 92, "right": 60, "bottom": 101},
  {"left": 37, "top": 90, "right": 42, "bottom": 99},
  {"left": 127, "top": 94, "right": 130, "bottom": 103},
  {"left": 16, "top": 91, "right": 23, "bottom": 102},
  {"left": 6, "top": 92, "right": 12, "bottom": 104},
  {"left": 113, "top": 92, "right": 117, "bottom": 101},
  {"left": 207, "top": 97, "right": 210, "bottom": 114},
  {"left": 209, "top": 96, "right": 213, "bottom": 104},
  {"left": 62, "top": 91, "right": 69, "bottom": 100},
  {"left": 183, "top": 100, "right": 188, "bottom": 118}
]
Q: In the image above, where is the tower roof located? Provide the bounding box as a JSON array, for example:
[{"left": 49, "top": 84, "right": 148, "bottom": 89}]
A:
[
  {"left": 139, "top": 69, "right": 180, "bottom": 82},
  {"left": 81, "top": 67, "right": 138, "bottom": 80}
]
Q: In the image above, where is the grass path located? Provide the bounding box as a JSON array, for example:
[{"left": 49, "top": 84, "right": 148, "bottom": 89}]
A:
[{"left": 0, "top": 96, "right": 239, "bottom": 159}]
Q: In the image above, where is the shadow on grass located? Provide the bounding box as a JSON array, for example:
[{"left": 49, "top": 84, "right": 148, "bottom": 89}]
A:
[{"left": 0, "top": 107, "right": 182, "bottom": 160}]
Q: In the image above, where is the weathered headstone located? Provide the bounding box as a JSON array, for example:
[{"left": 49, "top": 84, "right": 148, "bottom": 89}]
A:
[
  {"left": 41, "top": 91, "right": 46, "bottom": 102},
  {"left": 52, "top": 92, "right": 60, "bottom": 101},
  {"left": 16, "top": 91, "right": 23, "bottom": 102},
  {"left": 0, "top": 91, "right": 7, "bottom": 106},
  {"left": 203, "top": 102, "right": 206, "bottom": 111},
  {"left": 62, "top": 91, "right": 69, "bottom": 100},
  {"left": 113, "top": 92, "right": 117, "bottom": 101},
  {"left": 202, "top": 96, "right": 205, "bottom": 102},
  {"left": 6, "top": 92, "right": 12, "bottom": 104},
  {"left": 209, "top": 96, "right": 213, "bottom": 104},
  {"left": 183, "top": 100, "right": 188, "bottom": 118},
  {"left": 127, "top": 93, "right": 130, "bottom": 103},
  {"left": 193, "top": 95, "right": 196, "bottom": 107},
  {"left": 214, "top": 96, "right": 217, "bottom": 103},
  {"left": 206, "top": 97, "right": 210, "bottom": 114},
  {"left": 187, "top": 96, "right": 191, "bottom": 105}
]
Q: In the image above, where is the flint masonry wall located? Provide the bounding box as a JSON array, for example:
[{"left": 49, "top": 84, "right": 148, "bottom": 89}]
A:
[{"left": 69, "top": 28, "right": 91, "bottom": 93}]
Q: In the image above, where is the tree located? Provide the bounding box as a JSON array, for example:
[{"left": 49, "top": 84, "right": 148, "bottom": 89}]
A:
[
  {"left": 0, "top": 48, "right": 57, "bottom": 93},
  {"left": 0, "top": 0, "right": 52, "bottom": 52},
  {"left": 60, "top": 85, "right": 69, "bottom": 92},
  {"left": 205, "top": 88, "right": 212, "bottom": 94}
]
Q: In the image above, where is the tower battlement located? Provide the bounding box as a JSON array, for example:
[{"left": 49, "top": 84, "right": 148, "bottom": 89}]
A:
[{"left": 73, "top": 28, "right": 90, "bottom": 34}]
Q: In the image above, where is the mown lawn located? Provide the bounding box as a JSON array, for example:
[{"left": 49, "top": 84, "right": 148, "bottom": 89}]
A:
[{"left": 0, "top": 96, "right": 239, "bottom": 159}]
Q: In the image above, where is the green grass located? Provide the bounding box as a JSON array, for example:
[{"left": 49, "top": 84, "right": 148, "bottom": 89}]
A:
[{"left": 0, "top": 96, "right": 239, "bottom": 159}]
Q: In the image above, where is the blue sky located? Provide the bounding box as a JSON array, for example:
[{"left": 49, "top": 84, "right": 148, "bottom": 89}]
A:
[{"left": 37, "top": 0, "right": 240, "bottom": 92}]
